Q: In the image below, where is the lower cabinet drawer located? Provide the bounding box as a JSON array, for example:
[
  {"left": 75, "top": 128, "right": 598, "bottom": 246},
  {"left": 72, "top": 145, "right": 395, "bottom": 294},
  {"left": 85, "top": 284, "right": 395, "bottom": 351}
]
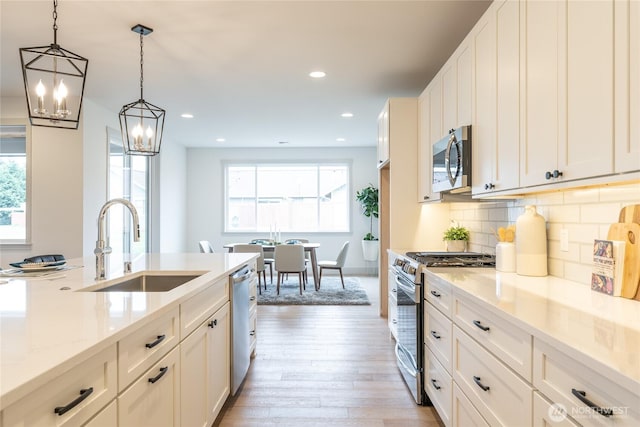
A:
[
  {"left": 533, "top": 338, "right": 640, "bottom": 427},
  {"left": 118, "top": 307, "right": 179, "bottom": 391},
  {"left": 118, "top": 346, "right": 181, "bottom": 427},
  {"left": 181, "top": 277, "right": 228, "bottom": 339},
  {"left": 249, "top": 309, "right": 257, "bottom": 357},
  {"left": 425, "top": 346, "right": 452, "bottom": 427},
  {"left": 533, "top": 391, "right": 580, "bottom": 427},
  {"left": 453, "top": 326, "right": 533, "bottom": 427},
  {"left": 425, "top": 302, "right": 453, "bottom": 374},
  {"left": 84, "top": 400, "right": 117, "bottom": 427},
  {"left": 453, "top": 294, "right": 532, "bottom": 380},
  {"left": 3, "top": 345, "right": 117, "bottom": 427},
  {"left": 452, "top": 383, "right": 489, "bottom": 427}
]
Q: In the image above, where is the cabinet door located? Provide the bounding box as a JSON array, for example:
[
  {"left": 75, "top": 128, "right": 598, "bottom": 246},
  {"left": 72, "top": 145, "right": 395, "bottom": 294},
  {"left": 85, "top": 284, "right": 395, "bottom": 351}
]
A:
[
  {"left": 181, "top": 303, "right": 230, "bottom": 427},
  {"left": 457, "top": 41, "right": 473, "bottom": 127},
  {"left": 430, "top": 76, "right": 443, "bottom": 145},
  {"left": 562, "top": 0, "right": 614, "bottom": 179},
  {"left": 520, "top": 0, "right": 564, "bottom": 187},
  {"left": 83, "top": 400, "right": 117, "bottom": 427},
  {"left": 442, "top": 60, "right": 458, "bottom": 133},
  {"left": 118, "top": 346, "right": 181, "bottom": 427},
  {"left": 615, "top": 0, "right": 640, "bottom": 172},
  {"left": 418, "top": 87, "right": 441, "bottom": 203},
  {"left": 473, "top": 0, "right": 520, "bottom": 195}
]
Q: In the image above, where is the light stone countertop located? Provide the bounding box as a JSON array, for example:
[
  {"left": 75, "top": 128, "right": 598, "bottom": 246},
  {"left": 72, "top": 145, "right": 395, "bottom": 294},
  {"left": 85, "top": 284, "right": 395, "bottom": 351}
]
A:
[
  {"left": 423, "top": 267, "right": 640, "bottom": 395},
  {"left": 0, "top": 252, "right": 256, "bottom": 410}
]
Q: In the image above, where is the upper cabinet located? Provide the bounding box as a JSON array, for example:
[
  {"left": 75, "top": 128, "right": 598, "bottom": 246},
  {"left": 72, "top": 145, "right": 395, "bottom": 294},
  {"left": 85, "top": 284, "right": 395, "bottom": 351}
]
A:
[
  {"left": 520, "top": 0, "right": 620, "bottom": 187},
  {"left": 377, "top": 101, "right": 390, "bottom": 168},
  {"left": 472, "top": 0, "right": 520, "bottom": 196},
  {"left": 615, "top": 0, "right": 640, "bottom": 173}
]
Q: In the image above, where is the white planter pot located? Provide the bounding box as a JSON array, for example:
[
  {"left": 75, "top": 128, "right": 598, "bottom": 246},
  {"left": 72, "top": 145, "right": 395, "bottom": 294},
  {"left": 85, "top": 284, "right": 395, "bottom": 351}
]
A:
[
  {"left": 362, "top": 240, "right": 379, "bottom": 261},
  {"left": 446, "top": 240, "right": 467, "bottom": 252}
]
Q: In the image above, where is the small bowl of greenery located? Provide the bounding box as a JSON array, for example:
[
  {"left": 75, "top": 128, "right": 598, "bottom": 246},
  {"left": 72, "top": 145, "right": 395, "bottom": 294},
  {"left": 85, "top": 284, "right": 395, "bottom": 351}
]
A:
[{"left": 443, "top": 225, "right": 470, "bottom": 252}]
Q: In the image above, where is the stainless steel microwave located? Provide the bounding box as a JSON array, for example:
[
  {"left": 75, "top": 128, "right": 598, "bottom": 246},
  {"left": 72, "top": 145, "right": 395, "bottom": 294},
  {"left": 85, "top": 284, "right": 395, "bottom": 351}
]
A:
[{"left": 432, "top": 125, "right": 471, "bottom": 193}]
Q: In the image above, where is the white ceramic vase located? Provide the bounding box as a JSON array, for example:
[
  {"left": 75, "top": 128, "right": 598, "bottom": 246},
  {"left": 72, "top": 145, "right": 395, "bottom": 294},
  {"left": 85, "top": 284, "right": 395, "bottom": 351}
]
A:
[
  {"left": 362, "top": 240, "right": 379, "bottom": 261},
  {"left": 446, "top": 240, "right": 466, "bottom": 252}
]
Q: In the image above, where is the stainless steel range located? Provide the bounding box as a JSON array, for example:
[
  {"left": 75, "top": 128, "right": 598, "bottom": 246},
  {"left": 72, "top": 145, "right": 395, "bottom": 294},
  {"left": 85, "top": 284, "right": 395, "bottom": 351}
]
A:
[{"left": 389, "top": 251, "right": 495, "bottom": 405}]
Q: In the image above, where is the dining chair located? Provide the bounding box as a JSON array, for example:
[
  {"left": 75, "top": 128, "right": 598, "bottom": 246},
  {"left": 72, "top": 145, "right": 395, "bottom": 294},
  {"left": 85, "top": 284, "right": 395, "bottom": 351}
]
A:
[
  {"left": 233, "top": 244, "right": 267, "bottom": 294},
  {"left": 318, "top": 241, "right": 350, "bottom": 289},
  {"left": 274, "top": 244, "right": 306, "bottom": 295},
  {"left": 199, "top": 240, "right": 215, "bottom": 253},
  {"left": 249, "top": 239, "right": 274, "bottom": 284},
  {"left": 284, "top": 238, "right": 310, "bottom": 284}
]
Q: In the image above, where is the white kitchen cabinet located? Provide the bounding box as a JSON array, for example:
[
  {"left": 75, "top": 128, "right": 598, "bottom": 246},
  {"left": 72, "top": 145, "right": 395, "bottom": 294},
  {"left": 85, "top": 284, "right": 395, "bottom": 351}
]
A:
[
  {"left": 533, "top": 392, "right": 580, "bottom": 427},
  {"left": 118, "top": 346, "right": 181, "bottom": 427},
  {"left": 377, "top": 102, "right": 390, "bottom": 168},
  {"left": 249, "top": 278, "right": 258, "bottom": 357},
  {"left": 118, "top": 307, "right": 180, "bottom": 392},
  {"left": 453, "top": 326, "right": 533, "bottom": 427},
  {"left": 181, "top": 302, "right": 230, "bottom": 427},
  {"left": 387, "top": 267, "right": 398, "bottom": 339},
  {"left": 472, "top": 0, "right": 520, "bottom": 196},
  {"left": 615, "top": 0, "right": 640, "bottom": 173},
  {"left": 452, "top": 383, "right": 489, "bottom": 427},
  {"left": 425, "top": 302, "right": 453, "bottom": 374},
  {"left": 520, "top": 0, "right": 615, "bottom": 188},
  {"left": 2, "top": 345, "right": 117, "bottom": 427},
  {"left": 83, "top": 400, "right": 117, "bottom": 427},
  {"left": 533, "top": 338, "right": 640, "bottom": 427},
  {"left": 417, "top": 87, "right": 441, "bottom": 203},
  {"left": 180, "top": 276, "right": 228, "bottom": 339},
  {"left": 425, "top": 347, "right": 453, "bottom": 427}
]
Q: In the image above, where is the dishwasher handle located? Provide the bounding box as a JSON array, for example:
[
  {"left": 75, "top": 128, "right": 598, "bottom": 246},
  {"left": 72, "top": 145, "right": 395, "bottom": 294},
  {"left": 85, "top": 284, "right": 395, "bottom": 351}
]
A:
[{"left": 232, "top": 267, "right": 252, "bottom": 283}]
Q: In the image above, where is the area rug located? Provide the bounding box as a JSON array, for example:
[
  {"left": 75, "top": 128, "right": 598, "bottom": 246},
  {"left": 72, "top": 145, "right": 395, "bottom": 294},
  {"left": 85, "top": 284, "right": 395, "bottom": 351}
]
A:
[{"left": 257, "top": 276, "right": 370, "bottom": 305}]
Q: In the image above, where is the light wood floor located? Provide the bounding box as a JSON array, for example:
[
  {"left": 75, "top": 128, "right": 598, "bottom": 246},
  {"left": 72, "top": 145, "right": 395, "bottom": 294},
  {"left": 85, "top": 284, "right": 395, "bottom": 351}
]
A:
[{"left": 214, "top": 276, "right": 443, "bottom": 427}]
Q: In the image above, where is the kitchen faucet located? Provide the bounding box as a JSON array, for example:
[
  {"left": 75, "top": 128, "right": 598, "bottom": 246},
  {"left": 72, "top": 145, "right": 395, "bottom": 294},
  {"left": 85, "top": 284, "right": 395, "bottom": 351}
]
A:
[{"left": 94, "top": 198, "right": 140, "bottom": 280}]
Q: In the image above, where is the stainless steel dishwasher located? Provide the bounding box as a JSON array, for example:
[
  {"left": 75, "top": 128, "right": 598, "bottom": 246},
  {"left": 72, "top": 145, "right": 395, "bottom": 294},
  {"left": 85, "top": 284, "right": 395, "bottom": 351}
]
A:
[{"left": 230, "top": 265, "right": 254, "bottom": 395}]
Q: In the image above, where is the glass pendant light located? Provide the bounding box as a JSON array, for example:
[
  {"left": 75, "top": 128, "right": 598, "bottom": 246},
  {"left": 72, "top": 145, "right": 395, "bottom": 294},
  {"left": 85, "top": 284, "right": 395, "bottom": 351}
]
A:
[
  {"left": 19, "top": 0, "right": 88, "bottom": 129},
  {"left": 118, "top": 24, "right": 165, "bottom": 156}
]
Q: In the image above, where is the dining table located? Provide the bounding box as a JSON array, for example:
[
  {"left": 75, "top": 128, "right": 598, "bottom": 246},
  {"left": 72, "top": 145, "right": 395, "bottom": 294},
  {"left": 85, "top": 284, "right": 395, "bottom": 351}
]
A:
[{"left": 224, "top": 242, "right": 321, "bottom": 287}]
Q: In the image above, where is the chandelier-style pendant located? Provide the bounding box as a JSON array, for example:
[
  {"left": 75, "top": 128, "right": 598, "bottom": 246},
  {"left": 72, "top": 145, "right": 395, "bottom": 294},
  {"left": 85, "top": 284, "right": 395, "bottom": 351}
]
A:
[
  {"left": 119, "top": 24, "right": 165, "bottom": 156},
  {"left": 19, "top": 0, "right": 88, "bottom": 130}
]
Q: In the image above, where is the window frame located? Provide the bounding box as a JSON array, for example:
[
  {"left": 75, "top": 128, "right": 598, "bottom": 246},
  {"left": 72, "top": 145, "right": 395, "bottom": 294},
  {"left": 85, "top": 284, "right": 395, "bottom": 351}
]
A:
[
  {"left": 223, "top": 160, "right": 352, "bottom": 234},
  {"left": 0, "top": 119, "right": 32, "bottom": 247}
]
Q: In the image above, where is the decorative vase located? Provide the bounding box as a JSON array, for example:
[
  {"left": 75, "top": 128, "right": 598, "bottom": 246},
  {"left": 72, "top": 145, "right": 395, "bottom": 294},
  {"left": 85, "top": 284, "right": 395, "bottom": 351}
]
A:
[
  {"left": 362, "top": 240, "right": 379, "bottom": 261},
  {"left": 446, "top": 240, "right": 466, "bottom": 252},
  {"left": 515, "top": 205, "right": 547, "bottom": 276}
]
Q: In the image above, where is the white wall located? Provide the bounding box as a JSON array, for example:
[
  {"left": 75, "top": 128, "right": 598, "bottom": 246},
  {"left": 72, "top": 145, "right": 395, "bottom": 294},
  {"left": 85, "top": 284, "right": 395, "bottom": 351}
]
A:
[
  {"left": 157, "top": 141, "right": 188, "bottom": 252},
  {"left": 186, "top": 146, "right": 378, "bottom": 274},
  {"left": 447, "top": 182, "right": 640, "bottom": 285}
]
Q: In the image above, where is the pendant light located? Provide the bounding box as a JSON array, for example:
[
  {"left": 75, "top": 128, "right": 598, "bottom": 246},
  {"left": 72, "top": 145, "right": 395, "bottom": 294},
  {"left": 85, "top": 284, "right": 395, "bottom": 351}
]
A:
[
  {"left": 119, "top": 24, "right": 165, "bottom": 156},
  {"left": 19, "top": 0, "right": 88, "bottom": 130}
]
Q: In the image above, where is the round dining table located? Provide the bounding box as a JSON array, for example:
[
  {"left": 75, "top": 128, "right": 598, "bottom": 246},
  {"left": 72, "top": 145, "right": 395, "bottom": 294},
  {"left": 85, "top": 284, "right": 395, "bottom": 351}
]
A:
[{"left": 224, "top": 242, "right": 321, "bottom": 287}]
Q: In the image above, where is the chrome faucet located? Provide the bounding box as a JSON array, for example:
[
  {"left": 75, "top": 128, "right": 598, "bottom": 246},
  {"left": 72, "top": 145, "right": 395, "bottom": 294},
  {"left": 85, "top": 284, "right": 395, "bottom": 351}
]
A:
[{"left": 95, "top": 198, "right": 140, "bottom": 280}]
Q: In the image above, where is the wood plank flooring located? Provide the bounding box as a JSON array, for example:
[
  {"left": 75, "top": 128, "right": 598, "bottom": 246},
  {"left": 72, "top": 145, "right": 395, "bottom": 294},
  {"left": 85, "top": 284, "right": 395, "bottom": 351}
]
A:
[{"left": 214, "top": 276, "right": 443, "bottom": 427}]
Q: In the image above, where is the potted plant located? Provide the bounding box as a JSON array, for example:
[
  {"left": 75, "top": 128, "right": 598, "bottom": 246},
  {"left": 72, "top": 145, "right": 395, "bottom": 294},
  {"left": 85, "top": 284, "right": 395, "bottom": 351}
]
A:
[
  {"left": 356, "top": 184, "right": 379, "bottom": 261},
  {"left": 443, "top": 224, "right": 470, "bottom": 252}
]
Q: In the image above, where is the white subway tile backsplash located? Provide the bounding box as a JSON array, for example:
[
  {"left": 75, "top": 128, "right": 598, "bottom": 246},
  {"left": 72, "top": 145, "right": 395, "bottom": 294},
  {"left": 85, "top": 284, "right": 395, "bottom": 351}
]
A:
[
  {"left": 580, "top": 203, "right": 622, "bottom": 224},
  {"left": 462, "top": 182, "right": 638, "bottom": 282}
]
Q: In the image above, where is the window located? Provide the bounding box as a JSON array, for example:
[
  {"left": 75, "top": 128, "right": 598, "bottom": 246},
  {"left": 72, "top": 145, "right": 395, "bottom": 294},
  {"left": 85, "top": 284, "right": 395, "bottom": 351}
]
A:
[
  {"left": 108, "top": 127, "right": 149, "bottom": 256},
  {"left": 225, "top": 163, "right": 350, "bottom": 233},
  {"left": 0, "top": 123, "right": 29, "bottom": 244}
]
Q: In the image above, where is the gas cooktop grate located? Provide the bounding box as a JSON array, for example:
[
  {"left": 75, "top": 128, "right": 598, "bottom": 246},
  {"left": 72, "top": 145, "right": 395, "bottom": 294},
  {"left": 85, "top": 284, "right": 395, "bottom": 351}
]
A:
[{"left": 405, "top": 251, "right": 496, "bottom": 268}]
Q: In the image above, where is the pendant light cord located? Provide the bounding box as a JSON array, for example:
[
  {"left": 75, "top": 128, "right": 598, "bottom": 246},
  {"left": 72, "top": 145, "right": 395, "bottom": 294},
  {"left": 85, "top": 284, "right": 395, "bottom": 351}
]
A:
[
  {"left": 139, "top": 31, "right": 144, "bottom": 100},
  {"left": 52, "top": 0, "right": 58, "bottom": 45}
]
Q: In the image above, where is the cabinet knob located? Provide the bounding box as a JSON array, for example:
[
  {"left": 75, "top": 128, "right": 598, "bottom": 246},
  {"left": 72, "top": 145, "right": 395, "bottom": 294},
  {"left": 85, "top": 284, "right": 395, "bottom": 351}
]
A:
[
  {"left": 484, "top": 183, "right": 495, "bottom": 190},
  {"left": 545, "top": 170, "right": 564, "bottom": 180},
  {"left": 423, "top": 195, "right": 430, "bottom": 200},
  {"left": 208, "top": 319, "right": 218, "bottom": 328}
]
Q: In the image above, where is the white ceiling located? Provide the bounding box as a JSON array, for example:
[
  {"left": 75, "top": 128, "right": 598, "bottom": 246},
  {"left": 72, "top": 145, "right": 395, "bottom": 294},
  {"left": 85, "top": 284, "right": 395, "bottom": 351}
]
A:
[{"left": 0, "top": 0, "right": 491, "bottom": 148}]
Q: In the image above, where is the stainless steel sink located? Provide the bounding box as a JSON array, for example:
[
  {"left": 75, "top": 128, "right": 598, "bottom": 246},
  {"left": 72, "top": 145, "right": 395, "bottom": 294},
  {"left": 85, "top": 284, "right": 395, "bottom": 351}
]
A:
[{"left": 89, "top": 274, "right": 202, "bottom": 292}]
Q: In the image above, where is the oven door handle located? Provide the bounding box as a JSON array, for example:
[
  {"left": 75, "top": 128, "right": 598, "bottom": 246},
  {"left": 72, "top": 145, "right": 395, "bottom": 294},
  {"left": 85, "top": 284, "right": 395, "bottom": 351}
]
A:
[
  {"left": 395, "top": 343, "right": 418, "bottom": 377},
  {"left": 394, "top": 275, "right": 419, "bottom": 302}
]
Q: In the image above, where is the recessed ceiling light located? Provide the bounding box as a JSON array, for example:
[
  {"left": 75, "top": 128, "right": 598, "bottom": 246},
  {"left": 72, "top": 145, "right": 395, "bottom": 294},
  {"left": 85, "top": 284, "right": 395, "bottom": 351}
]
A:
[
  {"left": 215, "top": 138, "right": 225, "bottom": 142},
  {"left": 181, "top": 113, "right": 194, "bottom": 118},
  {"left": 341, "top": 112, "right": 354, "bottom": 118},
  {"left": 309, "top": 71, "right": 326, "bottom": 78},
  {"left": 336, "top": 138, "right": 346, "bottom": 142}
]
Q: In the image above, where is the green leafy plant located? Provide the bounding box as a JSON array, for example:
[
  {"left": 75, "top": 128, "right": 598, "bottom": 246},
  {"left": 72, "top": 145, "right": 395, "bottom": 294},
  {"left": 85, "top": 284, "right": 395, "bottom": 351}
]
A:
[
  {"left": 355, "top": 184, "right": 379, "bottom": 241},
  {"left": 443, "top": 225, "right": 470, "bottom": 241}
]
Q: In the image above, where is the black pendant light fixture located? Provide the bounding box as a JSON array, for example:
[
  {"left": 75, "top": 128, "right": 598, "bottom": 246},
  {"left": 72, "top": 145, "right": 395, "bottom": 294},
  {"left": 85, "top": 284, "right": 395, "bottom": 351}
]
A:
[
  {"left": 19, "top": 0, "right": 88, "bottom": 130},
  {"left": 119, "top": 24, "right": 165, "bottom": 156}
]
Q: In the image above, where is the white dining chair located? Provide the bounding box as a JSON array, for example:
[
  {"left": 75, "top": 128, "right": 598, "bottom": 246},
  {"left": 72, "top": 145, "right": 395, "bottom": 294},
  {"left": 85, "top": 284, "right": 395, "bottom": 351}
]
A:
[
  {"left": 233, "top": 244, "right": 267, "bottom": 293},
  {"left": 274, "top": 244, "right": 306, "bottom": 295},
  {"left": 318, "top": 241, "right": 350, "bottom": 289},
  {"left": 199, "top": 240, "right": 214, "bottom": 253}
]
